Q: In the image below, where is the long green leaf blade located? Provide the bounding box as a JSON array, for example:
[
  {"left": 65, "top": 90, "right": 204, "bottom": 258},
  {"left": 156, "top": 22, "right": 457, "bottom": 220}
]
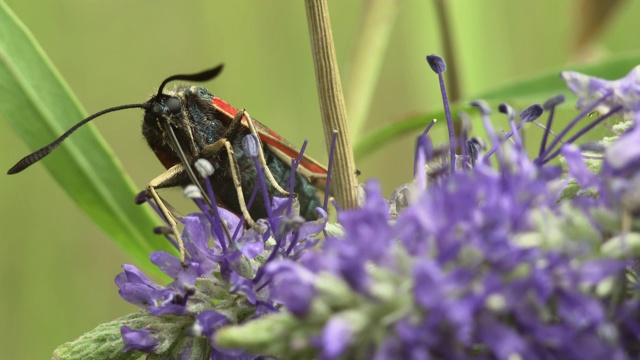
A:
[{"left": 0, "top": 1, "right": 172, "bottom": 275}]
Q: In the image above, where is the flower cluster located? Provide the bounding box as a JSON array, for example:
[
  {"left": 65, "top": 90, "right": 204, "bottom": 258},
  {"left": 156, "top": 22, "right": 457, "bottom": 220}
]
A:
[
  {"left": 116, "top": 142, "right": 330, "bottom": 358},
  {"left": 51, "top": 134, "right": 329, "bottom": 360},
  {"left": 53, "top": 56, "right": 640, "bottom": 360},
  {"left": 212, "top": 57, "right": 640, "bottom": 359}
]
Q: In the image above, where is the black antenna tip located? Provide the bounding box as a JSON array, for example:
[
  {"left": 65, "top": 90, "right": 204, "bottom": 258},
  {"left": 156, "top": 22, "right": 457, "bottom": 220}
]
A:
[
  {"left": 7, "top": 145, "right": 55, "bottom": 174},
  {"left": 156, "top": 64, "right": 226, "bottom": 96},
  {"left": 7, "top": 165, "right": 20, "bottom": 175}
]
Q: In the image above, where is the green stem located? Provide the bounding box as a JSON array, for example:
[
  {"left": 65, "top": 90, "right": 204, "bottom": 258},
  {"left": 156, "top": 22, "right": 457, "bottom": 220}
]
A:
[{"left": 345, "top": 0, "right": 402, "bottom": 142}]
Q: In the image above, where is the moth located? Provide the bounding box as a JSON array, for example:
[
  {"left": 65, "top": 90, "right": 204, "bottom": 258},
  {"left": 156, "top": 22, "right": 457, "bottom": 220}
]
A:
[{"left": 8, "top": 65, "right": 328, "bottom": 263}]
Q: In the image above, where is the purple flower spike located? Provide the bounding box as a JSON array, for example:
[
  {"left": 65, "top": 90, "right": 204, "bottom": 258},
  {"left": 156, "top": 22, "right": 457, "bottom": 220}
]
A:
[
  {"left": 121, "top": 326, "right": 159, "bottom": 353},
  {"left": 98, "top": 55, "right": 640, "bottom": 360},
  {"left": 110, "top": 149, "right": 328, "bottom": 358},
  {"left": 561, "top": 66, "right": 640, "bottom": 118}
]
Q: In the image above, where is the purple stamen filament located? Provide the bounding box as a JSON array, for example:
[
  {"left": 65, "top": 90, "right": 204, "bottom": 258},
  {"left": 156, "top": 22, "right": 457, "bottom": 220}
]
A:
[{"left": 536, "top": 90, "right": 614, "bottom": 164}]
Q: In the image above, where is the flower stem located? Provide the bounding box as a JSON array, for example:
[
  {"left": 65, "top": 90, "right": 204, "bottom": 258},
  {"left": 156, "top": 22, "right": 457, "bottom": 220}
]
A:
[{"left": 304, "top": 0, "right": 359, "bottom": 211}]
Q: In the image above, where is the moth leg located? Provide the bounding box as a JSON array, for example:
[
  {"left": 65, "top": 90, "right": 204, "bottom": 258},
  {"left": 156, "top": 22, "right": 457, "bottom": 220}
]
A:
[
  {"left": 223, "top": 140, "right": 267, "bottom": 234},
  {"left": 146, "top": 163, "right": 188, "bottom": 265},
  {"left": 241, "top": 110, "right": 290, "bottom": 197},
  {"left": 200, "top": 138, "right": 266, "bottom": 234}
]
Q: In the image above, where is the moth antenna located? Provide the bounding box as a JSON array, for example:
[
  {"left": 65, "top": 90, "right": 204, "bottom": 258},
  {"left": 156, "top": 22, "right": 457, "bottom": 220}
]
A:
[
  {"left": 156, "top": 64, "right": 224, "bottom": 96},
  {"left": 7, "top": 103, "right": 148, "bottom": 174}
]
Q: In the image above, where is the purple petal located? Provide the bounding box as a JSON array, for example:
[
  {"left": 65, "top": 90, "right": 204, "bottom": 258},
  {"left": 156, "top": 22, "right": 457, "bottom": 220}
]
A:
[
  {"left": 118, "top": 283, "right": 154, "bottom": 307},
  {"left": 121, "top": 326, "right": 159, "bottom": 353},
  {"left": 192, "top": 310, "right": 228, "bottom": 337},
  {"left": 217, "top": 208, "right": 242, "bottom": 238},
  {"left": 578, "top": 259, "right": 626, "bottom": 284},
  {"left": 477, "top": 317, "right": 528, "bottom": 359},
  {"left": 296, "top": 208, "right": 328, "bottom": 239},
  {"left": 561, "top": 144, "right": 598, "bottom": 188},
  {"left": 562, "top": 65, "right": 640, "bottom": 117},
  {"left": 115, "top": 264, "right": 160, "bottom": 289},
  {"left": 265, "top": 260, "right": 316, "bottom": 316},
  {"left": 147, "top": 288, "right": 187, "bottom": 316},
  {"left": 181, "top": 213, "right": 211, "bottom": 255},
  {"left": 413, "top": 261, "right": 445, "bottom": 309},
  {"left": 172, "top": 265, "right": 199, "bottom": 292},
  {"left": 606, "top": 125, "right": 640, "bottom": 170},
  {"left": 230, "top": 272, "right": 257, "bottom": 305},
  {"left": 322, "top": 317, "right": 353, "bottom": 359},
  {"left": 271, "top": 196, "right": 291, "bottom": 217},
  {"left": 235, "top": 228, "right": 264, "bottom": 259},
  {"left": 150, "top": 251, "right": 183, "bottom": 278}
]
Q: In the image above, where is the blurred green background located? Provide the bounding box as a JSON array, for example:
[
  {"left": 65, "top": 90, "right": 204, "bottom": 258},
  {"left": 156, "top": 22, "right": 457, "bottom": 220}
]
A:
[{"left": 1, "top": 0, "right": 639, "bottom": 358}]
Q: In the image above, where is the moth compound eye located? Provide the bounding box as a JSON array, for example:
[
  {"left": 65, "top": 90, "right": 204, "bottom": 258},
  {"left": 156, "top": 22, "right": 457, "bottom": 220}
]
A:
[{"left": 166, "top": 97, "right": 182, "bottom": 114}]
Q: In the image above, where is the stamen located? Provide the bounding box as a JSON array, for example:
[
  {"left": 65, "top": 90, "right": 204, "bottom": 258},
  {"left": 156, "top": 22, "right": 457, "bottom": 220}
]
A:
[
  {"left": 466, "top": 137, "right": 484, "bottom": 167},
  {"left": 288, "top": 159, "right": 297, "bottom": 216},
  {"left": 520, "top": 104, "right": 544, "bottom": 123},
  {"left": 232, "top": 186, "right": 259, "bottom": 240},
  {"left": 186, "top": 186, "right": 227, "bottom": 252},
  {"left": 470, "top": 101, "right": 501, "bottom": 164},
  {"left": 422, "top": 119, "right": 437, "bottom": 136},
  {"left": 537, "top": 95, "right": 566, "bottom": 163},
  {"left": 287, "top": 139, "right": 308, "bottom": 216},
  {"left": 458, "top": 113, "right": 472, "bottom": 163},
  {"left": 153, "top": 226, "right": 180, "bottom": 251},
  {"left": 194, "top": 159, "right": 228, "bottom": 250},
  {"left": 413, "top": 135, "right": 431, "bottom": 189},
  {"left": 242, "top": 134, "right": 260, "bottom": 157},
  {"left": 544, "top": 94, "right": 566, "bottom": 109},
  {"left": 536, "top": 90, "right": 615, "bottom": 163},
  {"left": 194, "top": 159, "right": 215, "bottom": 178},
  {"left": 426, "top": 54, "right": 447, "bottom": 74},
  {"left": 183, "top": 185, "right": 202, "bottom": 199},
  {"left": 499, "top": 103, "right": 523, "bottom": 149},
  {"left": 498, "top": 103, "right": 515, "bottom": 118},
  {"left": 542, "top": 105, "right": 623, "bottom": 164},
  {"left": 135, "top": 191, "right": 170, "bottom": 227},
  {"left": 484, "top": 104, "right": 544, "bottom": 158},
  {"left": 243, "top": 134, "right": 274, "bottom": 226},
  {"left": 426, "top": 54, "right": 455, "bottom": 173}
]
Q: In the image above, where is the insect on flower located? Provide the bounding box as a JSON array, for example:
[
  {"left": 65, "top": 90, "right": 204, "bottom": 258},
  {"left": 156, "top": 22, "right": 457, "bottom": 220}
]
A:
[{"left": 7, "top": 65, "right": 328, "bottom": 264}]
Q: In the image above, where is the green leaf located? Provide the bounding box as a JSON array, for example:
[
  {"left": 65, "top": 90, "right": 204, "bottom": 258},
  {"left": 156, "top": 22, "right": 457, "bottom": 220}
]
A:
[
  {"left": 353, "top": 53, "right": 640, "bottom": 160},
  {"left": 475, "top": 53, "right": 640, "bottom": 101},
  {"left": 0, "top": 1, "right": 172, "bottom": 275}
]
